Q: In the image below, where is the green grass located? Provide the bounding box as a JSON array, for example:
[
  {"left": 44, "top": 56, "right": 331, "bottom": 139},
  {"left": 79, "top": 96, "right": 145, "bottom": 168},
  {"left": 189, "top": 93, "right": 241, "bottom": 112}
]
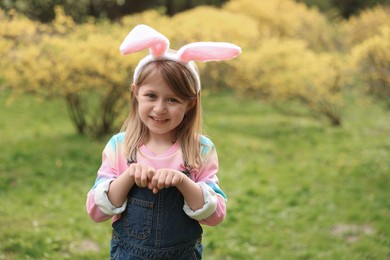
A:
[{"left": 1, "top": 91, "right": 389, "bottom": 259}]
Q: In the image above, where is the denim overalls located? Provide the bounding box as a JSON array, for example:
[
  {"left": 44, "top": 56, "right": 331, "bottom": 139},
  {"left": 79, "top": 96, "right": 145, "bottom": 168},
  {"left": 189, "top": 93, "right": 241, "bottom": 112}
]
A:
[{"left": 110, "top": 161, "right": 203, "bottom": 260}]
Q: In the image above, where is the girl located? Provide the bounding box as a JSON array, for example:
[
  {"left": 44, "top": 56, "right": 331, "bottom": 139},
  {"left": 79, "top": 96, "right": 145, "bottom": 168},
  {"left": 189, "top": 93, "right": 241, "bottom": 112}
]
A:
[{"left": 86, "top": 24, "right": 241, "bottom": 259}]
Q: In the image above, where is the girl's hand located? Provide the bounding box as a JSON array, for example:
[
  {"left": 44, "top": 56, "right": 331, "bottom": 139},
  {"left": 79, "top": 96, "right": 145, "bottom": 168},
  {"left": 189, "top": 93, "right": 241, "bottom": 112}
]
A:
[
  {"left": 150, "top": 169, "right": 186, "bottom": 194},
  {"left": 127, "top": 163, "right": 155, "bottom": 190}
]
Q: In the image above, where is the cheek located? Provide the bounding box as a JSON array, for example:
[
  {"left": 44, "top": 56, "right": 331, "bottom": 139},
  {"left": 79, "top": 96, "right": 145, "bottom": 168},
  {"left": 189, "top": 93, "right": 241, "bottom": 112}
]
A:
[
  {"left": 177, "top": 110, "right": 188, "bottom": 123},
  {"left": 137, "top": 104, "right": 149, "bottom": 118}
]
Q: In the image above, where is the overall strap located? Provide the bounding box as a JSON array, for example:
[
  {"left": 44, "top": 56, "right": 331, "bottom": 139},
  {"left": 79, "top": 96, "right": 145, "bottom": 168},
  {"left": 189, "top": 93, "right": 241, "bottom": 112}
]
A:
[
  {"left": 127, "top": 158, "right": 136, "bottom": 165},
  {"left": 182, "top": 160, "right": 191, "bottom": 177}
]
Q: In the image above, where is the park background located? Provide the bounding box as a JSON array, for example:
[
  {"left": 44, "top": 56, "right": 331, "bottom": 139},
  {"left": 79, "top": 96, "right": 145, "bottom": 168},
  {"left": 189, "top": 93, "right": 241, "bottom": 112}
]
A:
[{"left": 0, "top": 0, "right": 389, "bottom": 259}]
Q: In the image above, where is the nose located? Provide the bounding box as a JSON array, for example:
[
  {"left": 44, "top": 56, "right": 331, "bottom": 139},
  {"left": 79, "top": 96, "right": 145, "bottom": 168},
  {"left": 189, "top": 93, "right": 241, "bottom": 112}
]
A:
[{"left": 153, "top": 100, "right": 167, "bottom": 114}]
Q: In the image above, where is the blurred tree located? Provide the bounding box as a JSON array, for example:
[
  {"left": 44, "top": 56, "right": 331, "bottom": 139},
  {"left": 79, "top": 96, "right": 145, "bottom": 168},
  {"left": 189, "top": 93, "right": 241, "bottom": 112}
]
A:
[
  {"left": 0, "top": 0, "right": 228, "bottom": 23},
  {"left": 351, "top": 26, "right": 390, "bottom": 108},
  {"left": 297, "top": 0, "right": 390, "bottom": 18},
  {"left": 332, "top": 0, "right": 390, "bottom": 18}
]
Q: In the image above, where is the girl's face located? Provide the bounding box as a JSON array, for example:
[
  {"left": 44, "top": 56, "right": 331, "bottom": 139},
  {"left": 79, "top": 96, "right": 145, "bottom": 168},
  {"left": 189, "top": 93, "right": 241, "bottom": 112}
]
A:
[{"left": 133, "top": 72, "right": 194, "bottom": 142}]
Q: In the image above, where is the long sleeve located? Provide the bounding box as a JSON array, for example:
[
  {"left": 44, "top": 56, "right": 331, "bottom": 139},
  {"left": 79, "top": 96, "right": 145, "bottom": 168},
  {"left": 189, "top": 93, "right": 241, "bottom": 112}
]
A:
[
  {"left": 86, "top": 133, "right": 128, "bottom": 222},
  {"left": 183, "top": 136, "right": 227, "bottom": 226}
]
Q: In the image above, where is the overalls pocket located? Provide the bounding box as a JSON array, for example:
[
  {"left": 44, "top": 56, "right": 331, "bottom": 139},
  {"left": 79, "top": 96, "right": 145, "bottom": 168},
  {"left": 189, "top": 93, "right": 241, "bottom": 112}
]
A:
[{"left": 123, "top": 197, "right": 153, "bottom": 239}]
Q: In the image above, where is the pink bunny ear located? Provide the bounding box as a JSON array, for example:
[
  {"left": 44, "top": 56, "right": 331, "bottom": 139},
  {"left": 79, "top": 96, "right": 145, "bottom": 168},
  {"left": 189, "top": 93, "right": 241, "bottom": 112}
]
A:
[
  {"left": 119, "top": 24, "right": 169, "bottom": 57},
  {"left": 177, "top": 42, "right": 242, "bottom": 62}
]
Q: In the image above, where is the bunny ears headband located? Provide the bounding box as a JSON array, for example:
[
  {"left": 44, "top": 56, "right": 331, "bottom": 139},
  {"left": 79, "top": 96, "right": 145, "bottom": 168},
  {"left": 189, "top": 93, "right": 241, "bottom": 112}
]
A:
[{"left": 119, "top": 24, "right": 242, "bottom": 92}]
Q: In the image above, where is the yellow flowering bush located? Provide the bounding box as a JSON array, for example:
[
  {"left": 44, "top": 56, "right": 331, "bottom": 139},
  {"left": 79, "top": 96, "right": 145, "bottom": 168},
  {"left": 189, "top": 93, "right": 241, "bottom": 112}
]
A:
[
  {"left": 351, "top": 26, "right": 390, "bottom": 106},
  {"left": 341, "top": 5, "right": 390, "bottom": 49},
  {"left": 223, "top": 0, "right": 336, "bottom": 51},
  {"left": 1, "top": 8, "right": 177, "bottom": 137},
  {"left": 5, "top": 2, "right": 389, "bottom": 132},
  {"left": 0, "top": 9, "right": 37, "bottom": 91},
  {"left": 3, "top": 9, "right": 135, "bottom": 137},
  {"left": 49, "top": 6, "right": 76, "bottom": 35},
  {"left": 168, "top": 6, "right": 258, "bottom": 91},
  {"left": 121, "top": 9, "right": 171, "bottom": 34},
  {"left": 0, "top": 9, "right": 38, "bottom": 43},
  {"left": 169, "top": 6, "right": 259, "bottom": 48},
  {"left": 233, "top": 38, "right": 344, "bottom": 125}
]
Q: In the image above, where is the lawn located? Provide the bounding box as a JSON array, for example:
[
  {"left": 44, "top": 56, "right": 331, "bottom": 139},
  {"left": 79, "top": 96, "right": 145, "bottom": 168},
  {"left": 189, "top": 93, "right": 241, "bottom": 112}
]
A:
[{"left": 0, "top": 91, "right": 389, "bottom": 259}]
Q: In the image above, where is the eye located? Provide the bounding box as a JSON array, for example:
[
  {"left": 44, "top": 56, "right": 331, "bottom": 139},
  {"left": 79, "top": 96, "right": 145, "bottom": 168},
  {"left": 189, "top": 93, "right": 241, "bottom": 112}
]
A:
[
  {"left": 167, "top": 97, "right": 180, "bottom": 103},
  {"left": 145, "top": 93, "right": 157, "bottom": 100}
]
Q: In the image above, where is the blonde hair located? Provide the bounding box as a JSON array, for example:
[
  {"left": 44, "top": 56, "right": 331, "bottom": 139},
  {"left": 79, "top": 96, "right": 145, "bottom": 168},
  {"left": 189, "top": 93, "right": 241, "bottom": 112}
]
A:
[{"left": 121, "top": 60, "right": 203, "bottom": 170}]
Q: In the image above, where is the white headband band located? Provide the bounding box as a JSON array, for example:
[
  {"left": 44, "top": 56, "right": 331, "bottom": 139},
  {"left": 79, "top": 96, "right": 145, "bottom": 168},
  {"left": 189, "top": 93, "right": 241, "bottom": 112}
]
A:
[
  {"left": 120, "top": 24, "right": 242, "bottom": 92},
  {"left": 132, "top": 51, "right": 202, "bottom": 91}
]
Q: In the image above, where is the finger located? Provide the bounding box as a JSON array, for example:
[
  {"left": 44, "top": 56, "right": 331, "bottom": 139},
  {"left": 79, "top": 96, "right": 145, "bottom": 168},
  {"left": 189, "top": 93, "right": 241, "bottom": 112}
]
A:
[
  {"left": 151, "top": 171, "right": 160, "bottom": 188},
  {"left": 147, "top": 181, "right": 154, "bottom": 191},
  {"left": 133, "top": 165, "right": 143, "bottom": 187},
  {"left": 164, "top": 172, "right": 173, "bottom": 188},
  {"left": 156, "top": 170, "right": 168, "bottom": 190},
  {"left": 127, "top": 165, "right": 135, "bottom": 179},
  {"left": 171, "top": 171, "right": 184, "bottom": 186},
  {"left": 147, "top": 167, "right": 155, "bottom": 181},
  {"left": 140, "top": 168, "right": 150, "bottom": 188}
]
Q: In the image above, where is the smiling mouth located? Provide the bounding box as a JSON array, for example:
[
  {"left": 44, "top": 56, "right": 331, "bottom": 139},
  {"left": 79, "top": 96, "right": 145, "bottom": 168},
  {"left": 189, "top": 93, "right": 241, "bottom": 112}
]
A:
[{"left": 151, "top": 116, "right": 168, "bottom": 122}]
